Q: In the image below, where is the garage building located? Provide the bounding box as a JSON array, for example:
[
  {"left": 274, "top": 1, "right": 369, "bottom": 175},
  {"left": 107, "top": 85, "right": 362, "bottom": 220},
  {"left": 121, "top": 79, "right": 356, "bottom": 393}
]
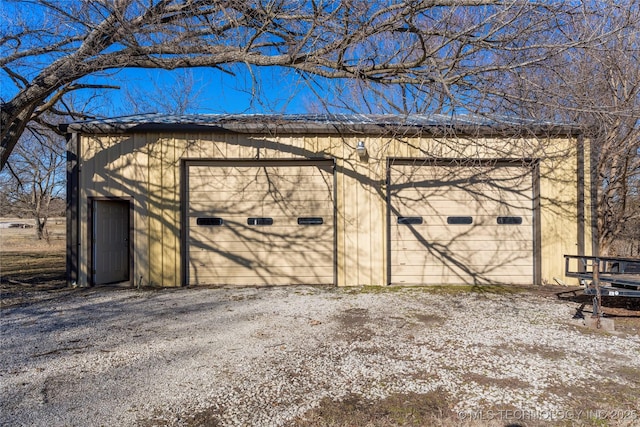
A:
[{"left": 65, "top": 114, "right": 594, "bottom": 287}]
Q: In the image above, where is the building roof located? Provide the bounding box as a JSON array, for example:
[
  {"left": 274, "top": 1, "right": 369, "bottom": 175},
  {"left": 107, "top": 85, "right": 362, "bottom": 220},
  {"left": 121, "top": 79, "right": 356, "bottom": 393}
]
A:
[{"left": 63, "top": 113, "right": 581, "bottom": 136}]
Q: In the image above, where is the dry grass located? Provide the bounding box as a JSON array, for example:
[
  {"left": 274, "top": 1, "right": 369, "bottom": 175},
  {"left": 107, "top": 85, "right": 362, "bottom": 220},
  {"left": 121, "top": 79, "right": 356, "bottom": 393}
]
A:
[
  {"left": 288, "top": 391, "right": 455, "bottom": 427},
  {"left": 1, "top": 217, "right": 67, "bottom": 307},
  {"left": 285, "top": 391, "right": 577, "bottom": 427},
  {"left": 1, "top": 251, "right": 66, "bottom": 282},
  {"left": 0, "top": 251, "right": 67, "bottom": 308},
  {"left": 0, "top": 217, "right": 65, "bottom": 252},
  {"left": 287, "top": 390, "right": 639, "bottom": 427}
]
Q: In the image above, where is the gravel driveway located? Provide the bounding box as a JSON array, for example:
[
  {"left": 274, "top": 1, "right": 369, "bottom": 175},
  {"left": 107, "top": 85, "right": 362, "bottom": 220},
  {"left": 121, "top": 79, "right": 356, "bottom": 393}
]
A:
[{"left": 1, "top": 285, "right": 639, "bottom": 426}]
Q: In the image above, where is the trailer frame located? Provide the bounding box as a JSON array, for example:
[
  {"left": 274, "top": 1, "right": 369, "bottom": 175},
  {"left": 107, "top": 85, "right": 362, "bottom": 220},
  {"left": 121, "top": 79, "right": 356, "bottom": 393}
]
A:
[{"left": 564, "top": 255, "right": 640, "bottom": 327}]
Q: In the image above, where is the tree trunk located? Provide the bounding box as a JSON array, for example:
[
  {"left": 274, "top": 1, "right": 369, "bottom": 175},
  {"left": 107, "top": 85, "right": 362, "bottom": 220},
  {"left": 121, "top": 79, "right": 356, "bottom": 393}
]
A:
[{"left": 35, "top": 216, "right": 49, "bottom": 242}]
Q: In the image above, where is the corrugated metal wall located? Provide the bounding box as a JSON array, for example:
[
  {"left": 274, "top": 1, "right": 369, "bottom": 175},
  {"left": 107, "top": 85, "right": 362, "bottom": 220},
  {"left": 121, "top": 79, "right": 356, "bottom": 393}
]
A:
[{"left": 78, "top": 131, "right": 591, "bottom": 287}]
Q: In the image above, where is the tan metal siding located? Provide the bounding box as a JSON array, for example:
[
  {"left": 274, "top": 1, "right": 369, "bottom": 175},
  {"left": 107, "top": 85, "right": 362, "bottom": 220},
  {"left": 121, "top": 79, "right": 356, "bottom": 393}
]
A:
[
  {"left": 336, "top": 137, "right": 387, "bottom": 286},
  {"left": 538, "top": 139, "right": 583, "bottom": 284},
  {"left": 76, "top": 131, "right": 590, "bottom": 288}
]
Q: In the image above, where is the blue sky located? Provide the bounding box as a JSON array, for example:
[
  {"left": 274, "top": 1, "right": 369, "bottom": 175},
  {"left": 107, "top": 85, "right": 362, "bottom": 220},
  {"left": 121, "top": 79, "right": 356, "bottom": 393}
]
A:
[
  {"left": 76, "top": 65, "right": 319, "bottom": 117},
  {"left": 0, "top": 0, "right": 496, "bottom": 119},
  {"left": 0, "top": 0, "right": 325, "bottom": 118}
]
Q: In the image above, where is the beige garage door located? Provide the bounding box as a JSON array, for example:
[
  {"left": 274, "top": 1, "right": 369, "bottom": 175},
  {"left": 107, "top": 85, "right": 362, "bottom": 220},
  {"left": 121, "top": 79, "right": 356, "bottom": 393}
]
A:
[
  {"left": 389, "top": 160, "right": 534, "bottom": 285},
  {"left": 186, "top": 160, "right": 334, "bottom": 285}
]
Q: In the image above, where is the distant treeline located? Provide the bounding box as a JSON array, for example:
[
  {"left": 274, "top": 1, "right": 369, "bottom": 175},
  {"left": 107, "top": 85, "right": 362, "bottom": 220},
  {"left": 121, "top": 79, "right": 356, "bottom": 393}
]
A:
[{"left": 0, "top": 196, "right": 66, "bottom": 219}]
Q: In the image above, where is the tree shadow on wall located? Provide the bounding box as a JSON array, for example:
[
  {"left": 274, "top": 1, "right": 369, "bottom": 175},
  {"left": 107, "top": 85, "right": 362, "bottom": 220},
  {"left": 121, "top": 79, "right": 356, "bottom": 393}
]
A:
[{"left": 78, "top": 123, "right": 580, "bottom": 287}]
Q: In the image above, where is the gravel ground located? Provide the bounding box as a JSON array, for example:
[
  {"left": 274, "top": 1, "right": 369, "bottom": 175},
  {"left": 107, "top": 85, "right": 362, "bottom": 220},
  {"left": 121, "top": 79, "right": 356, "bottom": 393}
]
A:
[{"left": 1, "top": 285, "right": 639, "bottom": 426}]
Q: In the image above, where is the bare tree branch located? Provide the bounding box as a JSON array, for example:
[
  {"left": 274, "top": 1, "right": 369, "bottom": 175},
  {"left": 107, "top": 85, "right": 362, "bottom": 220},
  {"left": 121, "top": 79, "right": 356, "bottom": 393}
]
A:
[{"left": 1, "top": 0, "right": 610, "bottom": 168}]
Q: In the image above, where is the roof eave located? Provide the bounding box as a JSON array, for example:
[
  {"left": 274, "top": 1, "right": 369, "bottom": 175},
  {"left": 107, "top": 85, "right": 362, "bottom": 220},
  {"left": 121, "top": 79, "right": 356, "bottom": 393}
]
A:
[{"left": 62, "top": 121, "right": 582, "bottom": 137}]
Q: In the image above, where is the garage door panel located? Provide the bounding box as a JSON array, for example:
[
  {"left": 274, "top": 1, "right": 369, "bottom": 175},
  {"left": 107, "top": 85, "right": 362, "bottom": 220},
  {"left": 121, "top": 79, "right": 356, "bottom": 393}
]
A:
[
  {"left": 188, "top": 216, "right": 334, "bottom": 229},
  {"left": 188, "top": 210, "right": 335, "bottom": 219},
  {"left": 392, "top": 235, "right": 533, "bottom": 245},
  {"left": 393, "top": 263, "right": 532, "bottom": 277},
  {"left": 190, "top": 226, "right": 334, "bottom": 239},
  {"left": 392, "top": 215, "right": 531, "bottom": 227},
  {"left": 392, "top": 217, "right": 532, "bottom": 226},
  {"left": 189, "top": 183, "right": 334, "bottom": 198},
  {"left": 390, "top": 178, "right": 525, "bottom": 188},
  {"left": 188, "top": 206, "right": 333, "bottom": 218},
  {"left": 392, "top": 200, "right": 532, "bottom": 213},
  {"left": 391, "top": 225, "right": 532, "bottom": 241},
  {"left": 189, "top": 193, "right": 333, "bottom": 208},
  {"left": 189, "top": 265, "right": 333, "bottom": 280},
  {"left": 190, "top": 172, "right": 332, "bottom": 193},
  {"left": 392, "top": 249, "right": 534, "bottom": 266},
  {"left": 215, "top": 188, "right": 334, "bottom": 200},
  {"left": 189, "top": 273, "right": 334, "bottom": 286},
  {"left": 189, "top": 173, "right": 260, "bottom": 191},
  {"left": 187, "top": 162, "right": 334, "bottom": 286},
  {"left": 189, "top": 238, "right": 334, "bottom": 253},
  {"left": 391, "top": 243, "right": 533, "bottom": 260},
  {"left": 190, "top": 233, "right": 334, "bottom": 250},
  {"left": 188, "top": 201, "right": 263, "bottom": 214},
  {"left": 392, "top": 273, "right": 533, "bottom": 285},
  {"left": 189, "top": 250, "right": 334, "bottom": 267},
  {"left": 391, "top": 187, "right": 531, "bottom": 202},
  {"left": 390, "top": 187, "right": 532, "bottom": 203},
  {"left": 391, "top": 241, "right": 534, "bottom": 254},
  {"left": 391, "top": 217, "right": 532, "bottom": 229},
  {"left": 189, "top": 185, "right": 334, "bottom": 197},
  {"left": 392, "top": 197, "right": 532, "bottom": 211},
  {"left": 189, "top": 164, "right": 333, "bottom": 177},
  {"left": 190, "top": 242, "right": 334, "bottom": 259},
  {"left": 391, "top": 163, "right": 531, "bottom": 178},
  {"left": 390, "top": 162, "right": 534, "bottom": 285},
  {"left": 259, "top": 201, "right": 334, "bottom": 214},
  {"left": 392, "top": 199, "right": 478, "bottom": 211},
  {"left": 189, "top": 224, "right": 333, "bottom": 244}
]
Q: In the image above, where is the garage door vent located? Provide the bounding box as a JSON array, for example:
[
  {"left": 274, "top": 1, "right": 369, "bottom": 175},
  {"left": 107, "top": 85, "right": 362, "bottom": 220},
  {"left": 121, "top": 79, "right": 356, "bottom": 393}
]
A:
[
  {"left": 398, "top": 217, "right": 423, "bottom": 225},
  {"left": 447, "top": 216, "right": 473, "bottom": 225},
  {"left": 197, "top": 217, "right": 224, "bottom": 226},
  {"left": 298, "top": 217, "right": 324, "bottom": 225},
  {"left": 497, "top": 216, "right": 523, "bottom": 225},
  {"left": 247, "top": 217, "right": 273, "bottom": 226}
]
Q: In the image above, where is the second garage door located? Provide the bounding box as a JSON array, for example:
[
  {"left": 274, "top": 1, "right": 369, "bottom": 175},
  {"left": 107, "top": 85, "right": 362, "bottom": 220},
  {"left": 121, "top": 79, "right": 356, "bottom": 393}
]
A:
[
  {"left": 389, "top": 160, "right": 535, "bottom": 285},
  {"left": 186, "top": 160, "right": 335, "bottom": 285}
]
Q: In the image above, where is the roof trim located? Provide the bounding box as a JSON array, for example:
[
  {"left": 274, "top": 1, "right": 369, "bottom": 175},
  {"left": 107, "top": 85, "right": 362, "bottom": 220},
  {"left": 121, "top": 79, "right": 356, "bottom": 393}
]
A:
[{"left": 62, "top": 113, "right": 583, "bottom": 137}]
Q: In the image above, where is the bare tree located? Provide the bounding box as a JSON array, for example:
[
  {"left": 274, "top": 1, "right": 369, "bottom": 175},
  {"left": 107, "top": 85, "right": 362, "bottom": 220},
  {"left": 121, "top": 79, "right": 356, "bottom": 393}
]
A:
[
  {"left": 301, "top": 0, "right": 640, "bottom": 256},
  {"left": 0, "top": 122, "right": 65, "bottom": 240},
  {"left": 1, "top": 0, "right": 613, "bottom": 169},
  {"left": 474, "top": 0, "right": 640, "bottom": 256},
  {"left": 121, "top": 69, "right": 205, "bottom": 115}
]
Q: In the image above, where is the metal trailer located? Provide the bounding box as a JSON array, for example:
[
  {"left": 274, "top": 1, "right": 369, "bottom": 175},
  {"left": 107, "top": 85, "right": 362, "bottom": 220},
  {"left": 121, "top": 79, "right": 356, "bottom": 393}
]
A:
[{"left": 564, "top": 255, "right": 640, "bottom": 327}]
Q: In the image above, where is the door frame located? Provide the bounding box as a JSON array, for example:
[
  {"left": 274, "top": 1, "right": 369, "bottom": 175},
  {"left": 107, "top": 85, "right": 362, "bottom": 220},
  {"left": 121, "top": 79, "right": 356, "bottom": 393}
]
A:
[
  {"left": 88, "top": 197, "right": 134, "bottom": 286},
  {"left": 181, "top": 158, "right": 337, "bottom": 287}
]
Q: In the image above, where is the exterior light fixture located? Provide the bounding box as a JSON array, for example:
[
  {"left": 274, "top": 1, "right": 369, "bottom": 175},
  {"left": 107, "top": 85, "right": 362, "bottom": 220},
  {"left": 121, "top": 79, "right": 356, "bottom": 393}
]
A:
[{"left": 355, "top": 141, "right": 367, "bottom": 158}]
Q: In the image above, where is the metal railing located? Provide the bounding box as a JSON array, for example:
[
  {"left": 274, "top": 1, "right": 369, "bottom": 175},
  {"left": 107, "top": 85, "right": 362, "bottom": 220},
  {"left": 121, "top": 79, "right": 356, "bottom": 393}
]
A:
[
  {"left": 565, "top": 255, "right": 640, "bottom": 290},
  {"left": 564, "top": 255, "right": 640, "bottom": 328}
]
